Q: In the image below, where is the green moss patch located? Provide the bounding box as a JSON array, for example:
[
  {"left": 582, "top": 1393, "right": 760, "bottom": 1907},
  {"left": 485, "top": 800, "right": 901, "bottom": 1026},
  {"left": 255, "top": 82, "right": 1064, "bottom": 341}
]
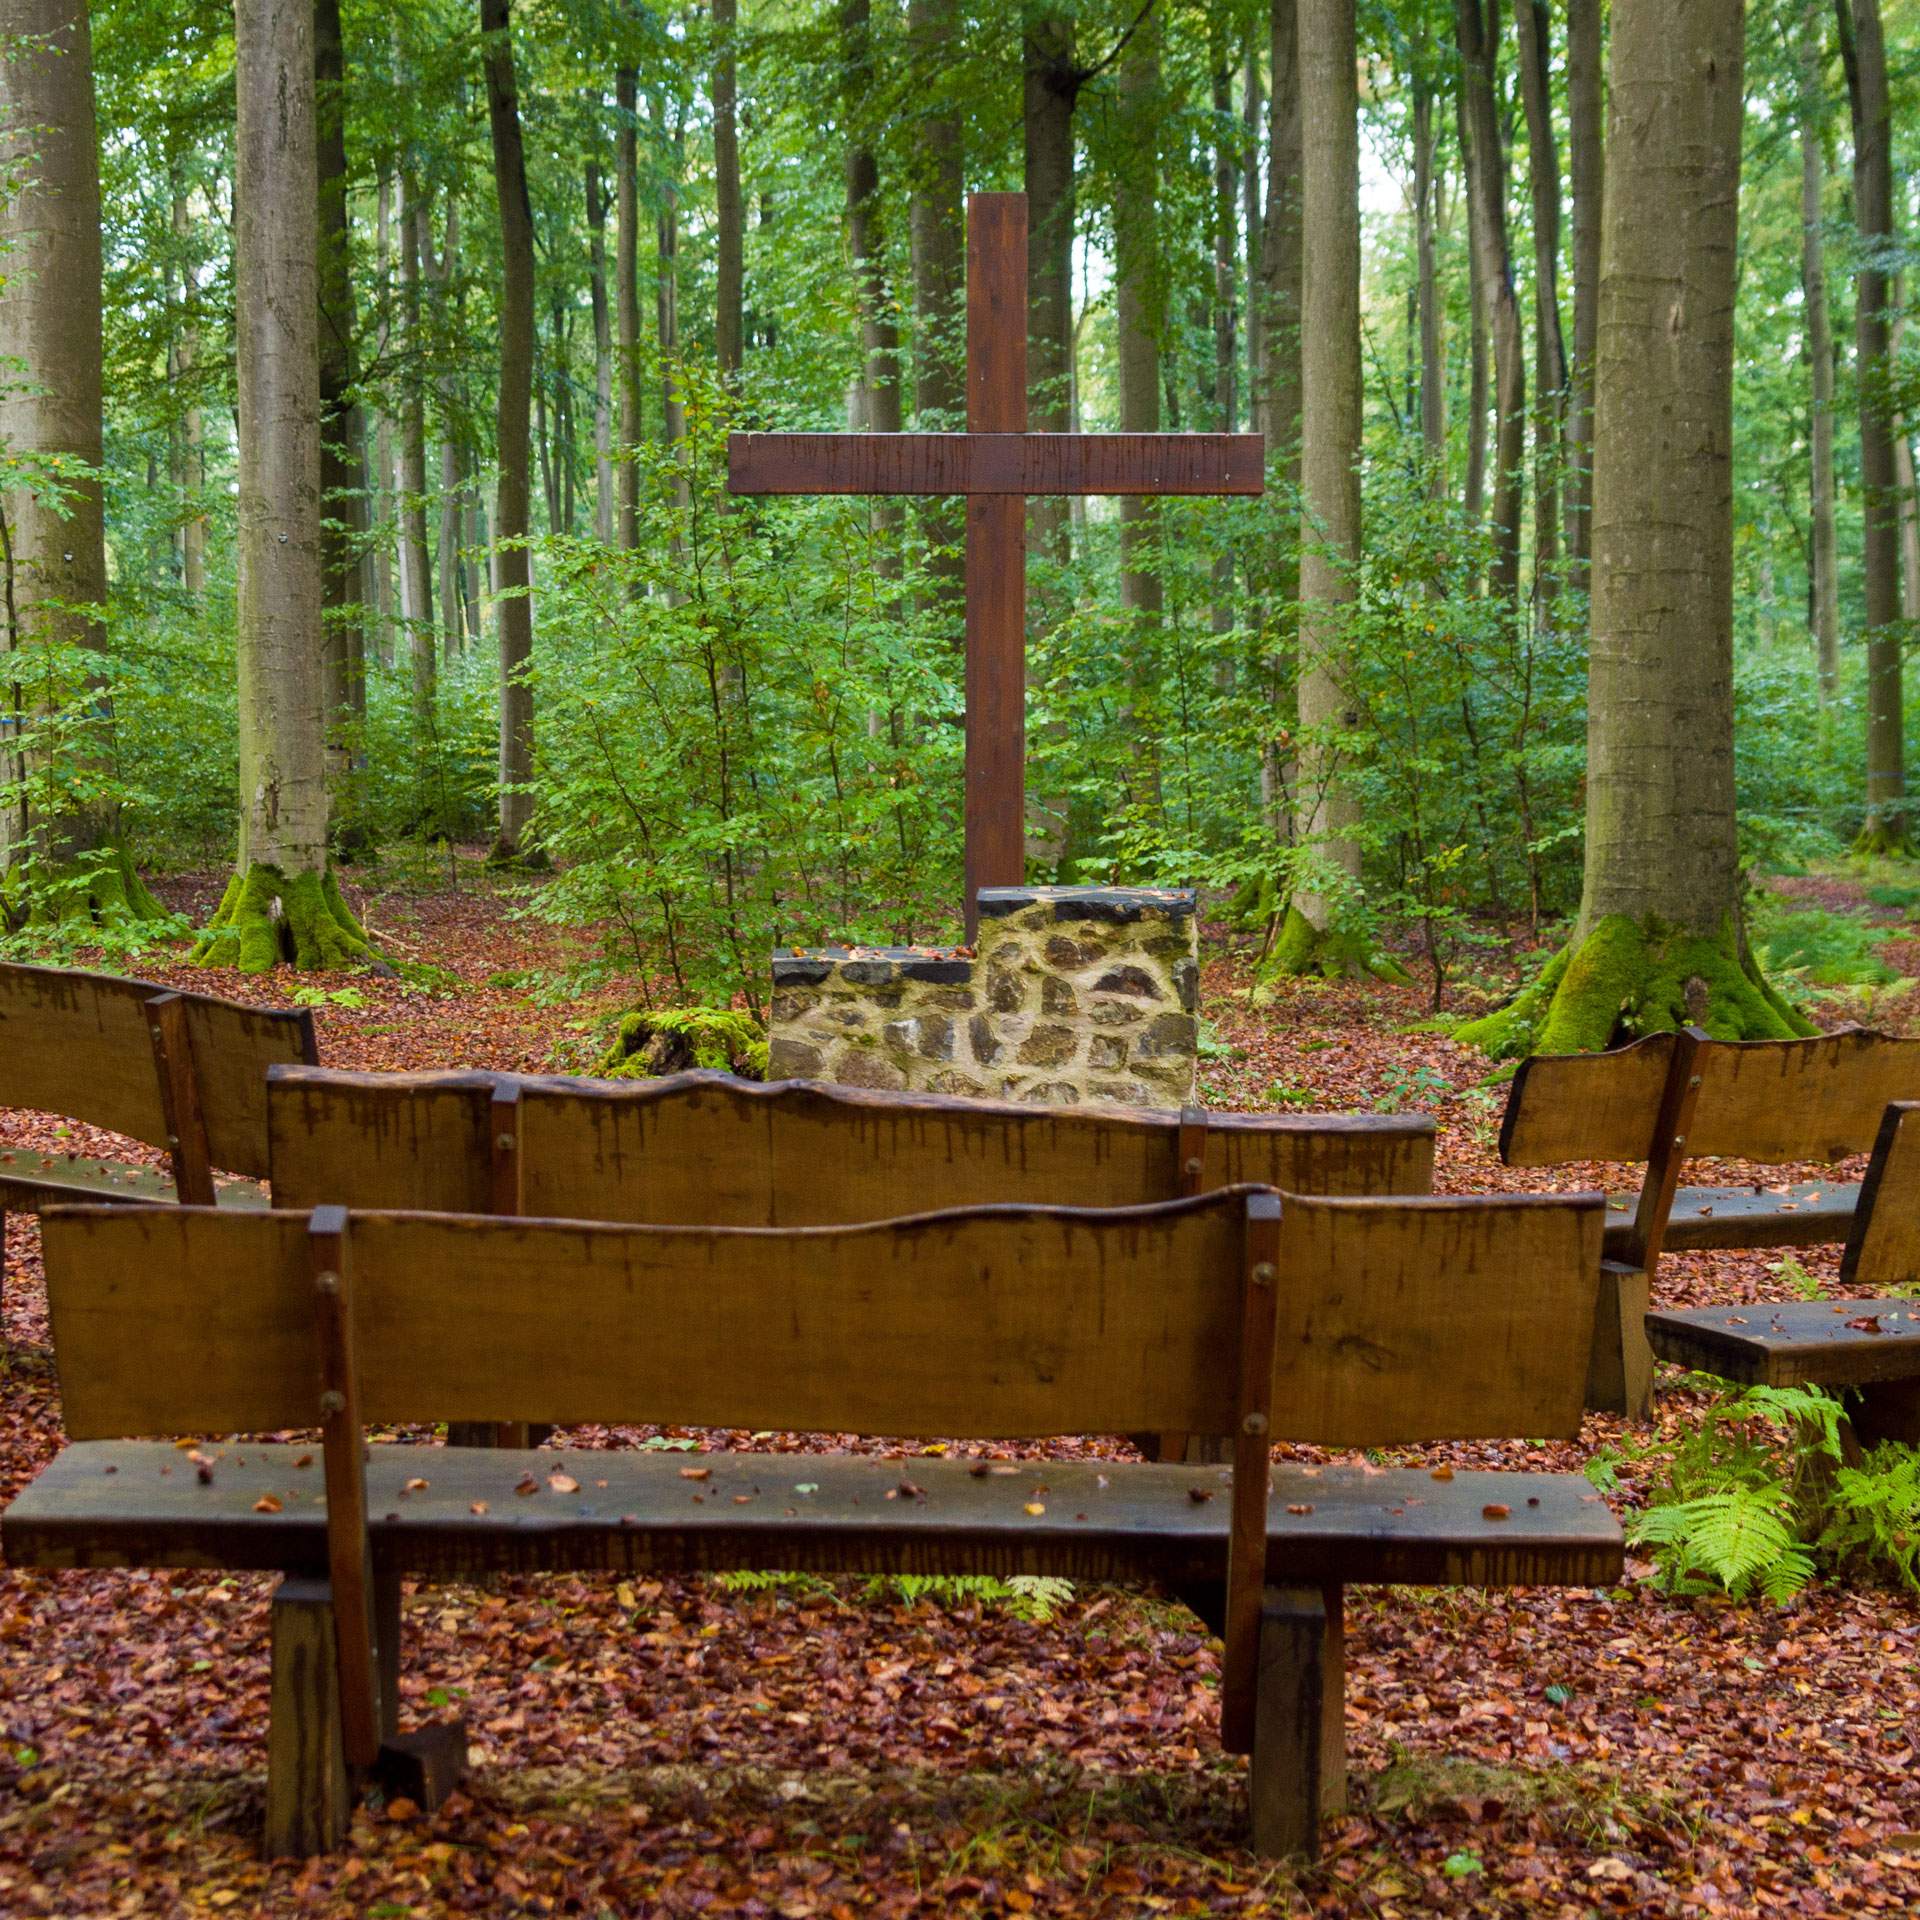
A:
[
  {"left": 598, "top": 1006, "right": 769, "bottom": 1080},
  {"left": 1255, "top": 903, "right": 1412, "bottom": 992},
  {"left": 191, "top": 863, "right": 385, "bottom": 973}
]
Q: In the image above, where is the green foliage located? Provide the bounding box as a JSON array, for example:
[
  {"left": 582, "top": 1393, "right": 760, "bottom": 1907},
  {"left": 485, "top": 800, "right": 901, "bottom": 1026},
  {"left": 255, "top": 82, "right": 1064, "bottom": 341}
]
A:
[{"left": 862, "top": 1573, "right": 1076, "bottom": 1623}]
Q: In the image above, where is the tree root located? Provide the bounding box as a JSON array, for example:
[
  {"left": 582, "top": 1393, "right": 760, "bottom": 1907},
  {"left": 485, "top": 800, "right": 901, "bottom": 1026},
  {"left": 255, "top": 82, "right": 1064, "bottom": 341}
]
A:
[
  {"left": 191, "top": 863, "right": 387, "bottom": 973},
  {"left": 1254, "top": 903, "right": 1412, "bottom": 992},
  {"left": 1452, "top": 913, "right": 1816, "bottom": 1060},
  {"left": 5, "top": 846, "right": 171, "bottom": 930}
]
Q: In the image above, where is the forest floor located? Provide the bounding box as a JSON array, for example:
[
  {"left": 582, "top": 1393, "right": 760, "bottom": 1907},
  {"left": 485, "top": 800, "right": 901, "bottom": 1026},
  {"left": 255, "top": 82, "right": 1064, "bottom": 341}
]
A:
[{"left": 3, "top": 856, "right": 1920, "bottom": 1917}]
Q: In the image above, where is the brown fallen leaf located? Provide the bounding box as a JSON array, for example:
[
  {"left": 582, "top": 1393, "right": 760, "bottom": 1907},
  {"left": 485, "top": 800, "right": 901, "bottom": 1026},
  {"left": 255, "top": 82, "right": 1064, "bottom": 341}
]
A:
[
  {"left": 515, "top": 1473, "right": 539, "bottom": 1496},
  {"left": 402, "top": 1476, "right": 430, "bottom": 1494},
  {"left": 470, "top": 1501, "right": 489, "bottom": 1516},
  {"left": 253, "top": 1495, "right": 283, "bottom": 1514},
  {"left": 1847, "top": 1315, "right": 1886, "bottom": 1334},
  {"left": 1483, "top": 1503, "right": 1511, "bottom": 1520},
  {"left": 1430, "top": 1465, "right": 1455, "bottom": 1481},
  {"left": 1286, "top": 1503, "right": 1314, "bottom": 1516},
  {"left": 1024, "top": 1502, "right": 1046, "bottom": 1516},
  {"left": 680, "top": 1466, "right": 711, "bottom": 1481},
  {"left": 548, "top": 1471, "right": 580, "bottom": 1493},
  {"left": 1188, "top": 1487, "right": 1215, "bottom": 1503}
]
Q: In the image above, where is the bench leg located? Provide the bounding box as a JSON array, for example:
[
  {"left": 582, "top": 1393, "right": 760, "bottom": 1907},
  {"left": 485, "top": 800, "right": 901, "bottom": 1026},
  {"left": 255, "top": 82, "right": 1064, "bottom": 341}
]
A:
[
  {"left": 1587, "top": 1264, "right": 1653, "bottom": 1421},
  {"left": 264, "top": 1577, "right": 353, "bottom": 1858},
  {"left": 1851, "top": 1380, "right": 1920, "bottom": 1449},
  {"left": 1249, "top": 1584, "right": 1346, "bottom": 1858}
]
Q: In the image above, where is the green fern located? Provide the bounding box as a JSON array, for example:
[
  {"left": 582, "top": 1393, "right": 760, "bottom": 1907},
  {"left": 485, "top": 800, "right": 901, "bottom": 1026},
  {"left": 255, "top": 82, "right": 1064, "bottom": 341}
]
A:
[
  {"left": 860, "top": 1572, "right": 1075, "bottom": 1622},
  {"left": 1629, "top": 1484, "right": 1815, "bottom": 1601},
  {"left": 1822, "top": 1448, "right": 1920, "bottom": 1591}
]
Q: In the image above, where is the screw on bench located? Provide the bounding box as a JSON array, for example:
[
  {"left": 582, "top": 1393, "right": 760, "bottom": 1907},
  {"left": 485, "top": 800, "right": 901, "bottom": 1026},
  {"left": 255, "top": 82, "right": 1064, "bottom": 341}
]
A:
[
  {"left": 319, "top": 1389, "right": 345, "bottom": 1414},
  {"left": 1242, "top": 1412, "right": 1268, "bottom": 1435},
  {"left": 315, "top": 1271, "right": 340, "bottom": 1295},
  {"left": 1252, "top": 1262, "right": 1275, "bottom": 1287}
]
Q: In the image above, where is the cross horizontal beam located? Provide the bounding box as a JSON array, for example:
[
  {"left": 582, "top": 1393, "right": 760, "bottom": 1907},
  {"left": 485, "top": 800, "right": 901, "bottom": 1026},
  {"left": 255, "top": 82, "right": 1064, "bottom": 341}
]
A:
[{"left": 727, "top": 432, "right": 1266, "bottom": 498}]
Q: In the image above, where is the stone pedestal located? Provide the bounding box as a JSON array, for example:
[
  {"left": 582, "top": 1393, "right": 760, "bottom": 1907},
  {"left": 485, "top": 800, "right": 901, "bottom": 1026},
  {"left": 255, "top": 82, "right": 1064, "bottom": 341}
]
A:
[{"left": 767, "top": 886, "right": 1199, "bottom": 1108}]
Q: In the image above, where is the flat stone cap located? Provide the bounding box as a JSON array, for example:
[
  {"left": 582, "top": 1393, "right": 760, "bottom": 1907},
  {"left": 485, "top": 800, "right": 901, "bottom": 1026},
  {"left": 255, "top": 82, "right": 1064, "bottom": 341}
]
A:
[
  {"left": 975, "top": 885, "right": 1198, "bottom": 924},
  {"left": 772, "top": 945, "right": 975, "bottom": 987}
]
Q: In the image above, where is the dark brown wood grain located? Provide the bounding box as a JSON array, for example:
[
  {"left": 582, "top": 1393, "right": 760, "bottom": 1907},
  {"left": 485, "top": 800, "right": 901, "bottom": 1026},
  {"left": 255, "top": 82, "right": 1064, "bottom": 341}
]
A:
[
  {"left": 2, "top": 1442, "right": 1625, "bottom": 1591},
  {"left": 1221, "top": 1192, "right": 1280, "bottom": 1756},
  {"left": 726, "top": 431, "right": 1265, "bottom": 496},
  {"left": 1841, "top": 1103, "right": 1920, "bottom": 1289},
  {"left": 146, "top": 992, "right": 217, "bottom": 1209}
]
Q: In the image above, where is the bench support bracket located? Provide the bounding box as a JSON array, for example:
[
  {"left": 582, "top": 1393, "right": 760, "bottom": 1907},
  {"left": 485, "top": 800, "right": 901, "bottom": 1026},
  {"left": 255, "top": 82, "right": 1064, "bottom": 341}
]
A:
[
  {"left": 1588, "top": 1261, "right": 1653, "bottom": 1420},
  {"left": 1249, "top": 1583, "right": 1346, "bottom": 1857}
]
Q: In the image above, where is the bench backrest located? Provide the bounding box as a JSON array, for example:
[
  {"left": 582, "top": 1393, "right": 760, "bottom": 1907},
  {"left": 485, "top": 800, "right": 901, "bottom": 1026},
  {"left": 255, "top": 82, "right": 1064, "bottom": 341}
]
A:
[
  {"left": 41, "top": 1185, "right": 1601, "bottom": 1766},
  {"left": 1841, "top": 1102, "right": 1920, "bottom": 1290},
  {"left": 265, "top": 1066, "right": 1438, "bottom": 1221},
  {"left": 0, "top": 961, "right": 317, "bottom": 1193}
]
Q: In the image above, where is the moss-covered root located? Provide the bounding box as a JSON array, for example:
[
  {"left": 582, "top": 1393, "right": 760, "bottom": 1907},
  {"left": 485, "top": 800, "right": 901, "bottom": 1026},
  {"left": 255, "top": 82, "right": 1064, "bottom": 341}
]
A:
[
  {"left": 1452, "top": 914, "right": 1818, "bottom": 1060},
  {"left": 1254, "top": 903, "right": 1412, "bottom": 993},
  {"left": 191, "top": 863, "right": 387, "bottom": 974},
  {"left": 1852, "top": 818, "right": 1916, "bottom": 861},
  {"left": 9, "top": 847, "right": 170, "bottom": 928},
  {"left": 597, "top": 1006, "right": 769, "bottom": 1080}
]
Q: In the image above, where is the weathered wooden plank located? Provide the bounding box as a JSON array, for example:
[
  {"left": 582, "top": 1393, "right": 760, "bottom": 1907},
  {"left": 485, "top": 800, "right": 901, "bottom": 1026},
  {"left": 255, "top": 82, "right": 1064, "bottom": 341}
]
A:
[
  {"left": 726, "top": 432, "right": 1267, "bottom": 498},
  {"left": 1267, "top": 1193, "right": 1605, "bottom": 1444},
  {"left": 263, "top": 1577, "right": 351, "bottom": 1859},
  {"left": 0, "top": 1153, "right": 270, "bottom": 1213},
  {"left": 1646, "top": 1298, "right": 1920, "bottom": 1388},
  {"left": 1221, "top": 1192, "right": 1280, "bottom": 1755},
  {"left": 146, "top": 991, "right": 217, "bottom": 1208},
  {"left": 1841, "top": 1103, "right": 1920, "bottom": 1289},
  {"left": 266, "top": 1066, "right": 1435, "bottom": 1228},
  {"left": 1499, "top": 1033, "right": 1675, "bottom": 1168},
  {"left": 1687, "top": 1028, "right": 1920, "bottom": 1162},
  {"left": 2, "top": 1443, "right": 1626, "bottom": 1590},
  {"left": 1248, "top": 1586, "right": 1339, "bottom": 1857},
  {"left": 1612, "top": 1179, "right": 1862, "bottom": 1255},
  {"left": 44, "top": 1196, "right": 1255, "bottom": 1441}
]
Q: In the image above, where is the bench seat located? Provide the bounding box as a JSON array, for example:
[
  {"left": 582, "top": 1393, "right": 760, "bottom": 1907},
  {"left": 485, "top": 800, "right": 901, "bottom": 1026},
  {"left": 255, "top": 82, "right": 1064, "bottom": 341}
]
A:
[
  {"left": 1647, "top": 1298, "right": 1920, "bottom": 1388},
  {"left": 1604, "top": 1180, "right": 1859, "bottom": 1258},
  {"left": 0, "top": 1149, "right": 270, "bottom": 1214},
  {"left": 3, "top": 1442, "right": 1624, "bottom": 1592}
]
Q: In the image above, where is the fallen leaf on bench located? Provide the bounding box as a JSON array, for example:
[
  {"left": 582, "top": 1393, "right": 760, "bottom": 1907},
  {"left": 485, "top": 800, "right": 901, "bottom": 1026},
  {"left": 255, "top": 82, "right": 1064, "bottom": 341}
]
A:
[
  {"left": 1847, "top": 1316, "right": 1886, "bottom": 1334},
  {"left": 402, "top": 1477, "right": 430, "bottom": 1494},
  {"left": 897, "top": 1481, "right": 926, "bottom": 1499},
  {"left": 733, "top": 1494, "right": 754, "bottom": 1504},
  {"left": 1287, "top": 1503, "right": 1314, "bottom": 1515},
  {"left": 680, "top": 1467, "right": 711, "bottom": 1481},
  {"left": 1024, "top": 1502, "right": 1046, "bottom": 1516},
  {"left": 252, "top": 1495, "right": 282, "bottom": 1514},
  {"left": 1430, "top": 1465, "right": 1455, "bottom": 1481},
  {"left": 548, "top": 1472, "right": 580, "bottom": 1493},
  {"left": 1482, "top": 1504, "right": 1511, "bottom": 1520},
  {"left": 470, "top": 1501, "right": 488, "bottom": 1515},
  {"left": 1698, "top": 1206, "right": 1714, "bottom": 1216},
  {"left": 1187, "top": 1487, "right": 1214, "bottom": 1503},
  {"left": 515, "top": 1473, "right": 539, "bottom": 1496},
  {"left": 196, "top": 1465, "right": 213, "bottom": 1485},
  {"left": 294, "top": 1454, "right": 312, "bottom": 1468}
]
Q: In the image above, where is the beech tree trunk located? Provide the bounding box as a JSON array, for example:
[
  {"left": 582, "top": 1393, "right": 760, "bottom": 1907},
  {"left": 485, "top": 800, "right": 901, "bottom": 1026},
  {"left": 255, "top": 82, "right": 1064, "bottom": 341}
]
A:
[
  {"left": 1513, "top": 0, "right": 1565, "bottom": 602},
  {"left": 1412, "top": 68, "right": 1445, "bottom": 485},
  {"left": 909, "top": 0, "right": 963, "bottom": 611},
  {"left": 841, "top": 0, "right": 902, "bottom": 548},
  {"left": 1286, "top": 0, "right": 1364, "bottom": 952},
  {"left": 174, "top": 192, "right": 208, "bottom": 599},
  {"left": 1024, "top": 6, "right": 1077, "bottom": 564},
  {"left": 1838, "top": 0, "right": 1905, "bottom": 850},
  {"left": 1456, "top": 0, "right": 1525, "bottom": 605},
  {"left": 371, "top": 176, "right": 397, "bottom": 667},
  {"left": 431, "top": 199, "right": 469, "bottom": 655},
  {"left": 615, "top": 66, "right": 641, "bottom": 551},
  {"left": 587, "top": 162, "right": 615, "bottom": 542},
  {"left": 714, "top": 0, "right": 744, "bottom": 383},
  {"left": 1894, "top": 289, "right": 1920, "bottom": 632},
  {"left": 396, "top": 171, "right": 436, "bottom": 750},
  {"left": 654, "top": 87, "right": 686, "bottom": 457},
  {"left": 1800, "top": 0, "right": 1841, "bottom": 704},
  {"left": 1565, "top": 0, "right": 1601, "bottom": 583},
  {"left": 1242, "top": 30, "right": 1263, "bottom": 428},
  {"left": 483, "top": 0, "right": 537, "bottom": 862},
  {"left": 0, "top": 0, "right": 157, "bottom": 915}
]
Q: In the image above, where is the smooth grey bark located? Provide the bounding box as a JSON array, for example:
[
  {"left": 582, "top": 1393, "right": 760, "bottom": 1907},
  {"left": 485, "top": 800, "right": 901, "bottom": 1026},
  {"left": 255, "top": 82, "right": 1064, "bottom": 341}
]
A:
[
  {"left": 1895, "top": 288, "right": 1920, "bottom": 630},
  {"left": 430, "top": 198, "right": 470, "bottom": 655},
  {"left": 1210, "top": 37, "right": 1238, "bottom": 643},
  {"left": 586, "top": 161, "right": 615, "bottom": 542},
  {"left": 1513, "top": 0, "right": 1565, "bottom": 599},
  {"left": 1799, "top": 0, "right": 1840, "bottom": 703},
  {"left": 1242, "top": 28, "right": 1263, "bottom": 429},
  {"left": 1115, "top": 15, "right": 1162, "bottom": 637},
  {"left": 0, "top": 0, "right": 113, "bottom": 875},
  {"left": 315, "top": 0, "right": 366, "bottom": 812},
  {"left": 908, "top": 0, "right": 963, "bottom": 612},
  {"left": 840, "top": 0, "right": 902, "bottom": 446},
  {"left": 173, "top": 191, "right": 208, "bottom": 598},
  {"left": 1577, "top": 0, "right": 1745, "bottom": 935},
  {"left": 232, "top": 0, "right": 328, "bottom": 874},
  {"left": 1565, "top": 0, "right": 1601, "bottom": 582},
  {"left": 653, "top": 86, "right": 686, "bottom": 456},
  {"left": 395, "top": 170, "right": 435, "bottom": 733},
  {"left": 1293, "top": 0, "right": 1362, "bottom": 931},
  {"left": 714, "top": 0, "right": 744, "bottom": 382},
  {"left": 1024, "top": 4, "right": 1078, "bottom": 563},
  {"left": 1412, "top": 66, "right": 1445, "bottom": 484},
  {"left": 482, "top": 0, "right": 536, "bottom": 860},
  {"left": 1837, "top": 0, "right": 1905, "bottom": 846},
  {"left": 1456, "top": 0, "right": 1525, "bottom": 604},
  {"left": 370, "top": 175, "right": 396, "bottom": 667},
  {"left": 615, "top": 66, "right": 641, "bottom": 551}
]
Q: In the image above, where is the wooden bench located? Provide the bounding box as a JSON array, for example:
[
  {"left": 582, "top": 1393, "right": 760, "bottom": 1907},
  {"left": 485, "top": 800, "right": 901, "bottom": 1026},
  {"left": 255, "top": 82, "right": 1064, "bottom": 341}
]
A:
[
  {"left": 1648, "top": 1101, "right": 1920, "bottom": 1446},
  {"left": 6, "top": 1186, "right": 1620, "bottom": 1859},
  {"left": 0, "top": 962, "right": 317, "bottom": 1307},
  {"left": 265, "top": 1066, "right": 1438, "bottom": 1459},
  {"left": 1500, "top": 1025, "right": 1920, "bottom": 1418}
]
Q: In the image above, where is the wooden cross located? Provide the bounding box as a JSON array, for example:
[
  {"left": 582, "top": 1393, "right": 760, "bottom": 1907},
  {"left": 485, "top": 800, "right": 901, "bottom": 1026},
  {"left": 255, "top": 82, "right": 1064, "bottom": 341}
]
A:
[{"left": 728, "top": 192, "right": 1263, "bottom": 938}]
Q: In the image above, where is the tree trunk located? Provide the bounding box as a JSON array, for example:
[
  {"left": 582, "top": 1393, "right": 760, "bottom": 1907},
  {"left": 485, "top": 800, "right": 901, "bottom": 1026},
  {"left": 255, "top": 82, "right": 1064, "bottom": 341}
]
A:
[
  {"left": 315, "top": 0, "right": 366, "bottom": 842},
  {"left": 1412, "top": 67, "right": 1445, "bottom": 484},
  {"left": 1456, "top": 0, "right": 1525, "bottom": 605},
  {"left": 909, "top": 0, "right": 963, "bottom": 618},
  {"left": 1460, "top": 79, "right": 1488, "bottom": 539},
  {"left": 0, "top": 0, "right": 160, "bottom": 921},
  {"left": 197, "top": 0, "right": 375, "bottom": 969},
  {"left": 1024, "top": 6, "right": 1077, "bottom": 565},
  {"left": 1458, "top": 0, "right": 1802, "bottom": 1055},
  {"left": 1838, "top": 0, "right": 1905, "bottom": 851},
  {"left": 615, "top": 65, "right": 641, "bottom": 551},
  {"left": 587, "top": 161, "right": 615, "bottom": 542},
  {"left": 431, "top": 197, "right": 468, "bottom": 656},
  {"left": 1210, "top": 40, "right": 1238, "bottom": 645},
  {"left": 1269, "top": 0, "right": 1398, "bottom": 979},
  {"left": 483, "top": 0, "right": 538, "bottom": 864},
  {"left": 1513, "top": 0, "right": 1565, "bottom": 603},
  {"left": 714, "top": 0, "right": 744, "bottom": 383},
  {"left": 1565, "top": 0, "right": 1601, "bottom": 584},
  {"left": 174, "top": 192, "right": 208, "bottom": 599},
  {"left": 654, "top": 87, "right": 686, "bottom": 456},
  {"left": 1800, "top": 0, "right": 1841, "bottom": 704},
  {"left": 396, "top": 170, "right": 436, "bottom": 759},
  {"left": 1242, "top": 28, "right": 1263, "bottom": 432},
  {"left": 371, "top": 175, "right": 397, "bottom": 668},
  {"left": 1115, "top": 13, "right": 1162, "bottom": 714},
  {"left": 1894, "top": 289, "right": 1920, "bottom": 632}
]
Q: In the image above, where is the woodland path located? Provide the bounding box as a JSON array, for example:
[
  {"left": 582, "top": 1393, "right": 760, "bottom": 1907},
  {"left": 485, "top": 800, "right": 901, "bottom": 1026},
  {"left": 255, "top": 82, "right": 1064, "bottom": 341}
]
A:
[{"left": 1, "top": 859, "right": 1918, "bottom": 1917}]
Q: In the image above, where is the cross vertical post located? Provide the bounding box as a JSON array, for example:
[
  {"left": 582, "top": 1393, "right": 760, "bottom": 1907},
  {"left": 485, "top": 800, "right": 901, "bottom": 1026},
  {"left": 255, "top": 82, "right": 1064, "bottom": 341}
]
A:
[{"left": 963, "top": 194, "right": 1027, "bottom": 941}]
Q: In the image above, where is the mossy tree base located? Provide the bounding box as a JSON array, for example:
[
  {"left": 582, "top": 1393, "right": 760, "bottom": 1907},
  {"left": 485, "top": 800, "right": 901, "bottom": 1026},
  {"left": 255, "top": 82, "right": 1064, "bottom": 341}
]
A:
[
  {"left": 1452, "top": 914, "right": 1817, "bottom": 1060},
  {"left": 191, "top": 864, "right": 385, "bottom": 973},
  {"left": 1851, "top": 820, "right": 1916, "bottom": 861},
  {"left": 597, "top": 1007, "right": 768, "bottom": 1080},
  {"left": 1255, "top": 903, "right": 1412, "bottom": 991},
  {"left": 3, "top": 846, "right": 170, "bottom": 931}
]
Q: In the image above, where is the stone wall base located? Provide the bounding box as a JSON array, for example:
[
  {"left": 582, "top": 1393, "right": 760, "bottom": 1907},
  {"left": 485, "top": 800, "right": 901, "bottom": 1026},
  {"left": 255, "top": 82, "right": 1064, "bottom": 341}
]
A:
[{"left": 767, "top": 886, "right": 1199, "bottom": 1109}]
